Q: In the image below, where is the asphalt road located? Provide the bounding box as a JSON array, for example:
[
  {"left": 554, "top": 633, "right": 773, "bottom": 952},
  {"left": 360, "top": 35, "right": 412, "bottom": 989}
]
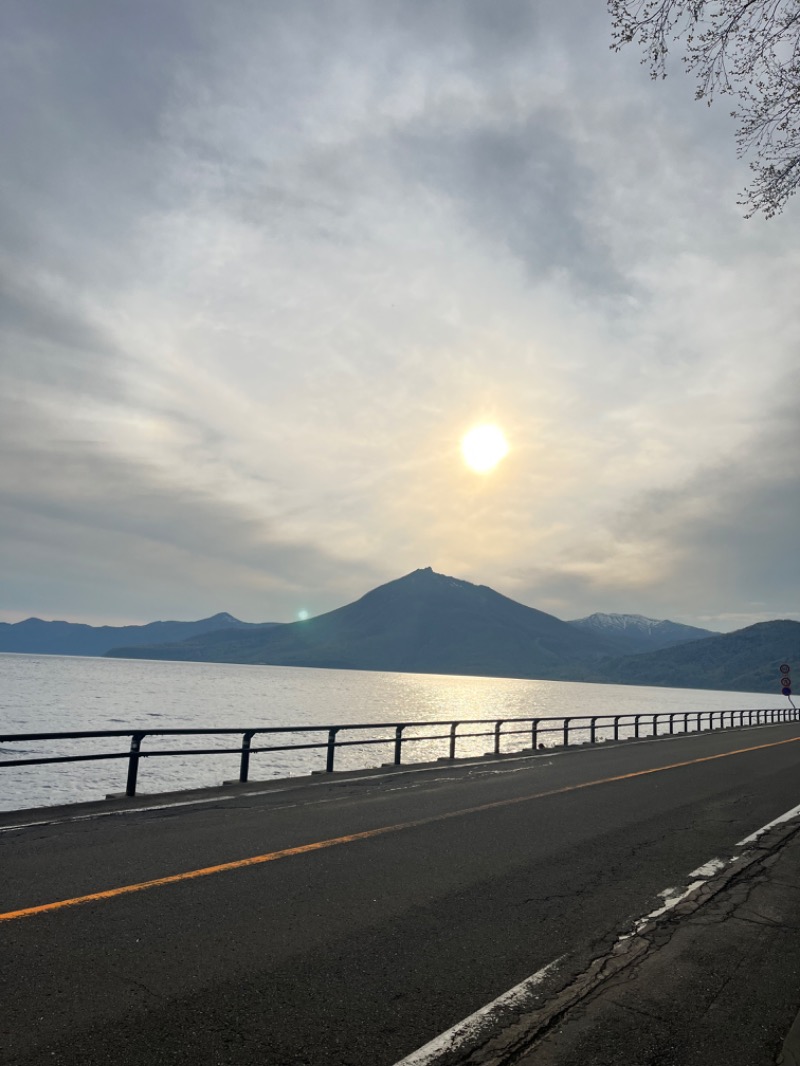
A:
[
  {"left": 511, "top": 816, "right": 800, "bottom": 1066},
  {"left": 2, "top": 722, "right": 800, "bottom": 1066}
]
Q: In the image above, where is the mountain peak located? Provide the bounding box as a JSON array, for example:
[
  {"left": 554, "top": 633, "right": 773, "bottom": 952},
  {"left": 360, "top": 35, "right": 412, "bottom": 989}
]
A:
[
  {"left": 388, "top": 567, "right": 480, "bottom": 594},
  {"left": 568, "top": 612, "right": 716, "bottom": 654}
]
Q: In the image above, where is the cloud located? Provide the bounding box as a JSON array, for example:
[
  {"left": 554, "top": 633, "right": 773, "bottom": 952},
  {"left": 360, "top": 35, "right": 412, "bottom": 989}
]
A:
[
  {"left": 0, "top": 0, "right": 798, "bottom": 628},
  {"left": 514, "top": 373, "right": 800, "bottom": 628}
]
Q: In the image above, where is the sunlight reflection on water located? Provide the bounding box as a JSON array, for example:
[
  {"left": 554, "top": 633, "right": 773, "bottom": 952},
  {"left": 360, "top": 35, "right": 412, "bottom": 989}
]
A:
[{"left": 0, "top": 653, "right": 784, "bottom": 811}]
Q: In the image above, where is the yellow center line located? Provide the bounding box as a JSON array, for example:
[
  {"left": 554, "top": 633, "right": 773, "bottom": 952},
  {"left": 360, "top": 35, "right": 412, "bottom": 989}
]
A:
[{"left": 3, "top": 733, "right": 800, "bottom": 924}]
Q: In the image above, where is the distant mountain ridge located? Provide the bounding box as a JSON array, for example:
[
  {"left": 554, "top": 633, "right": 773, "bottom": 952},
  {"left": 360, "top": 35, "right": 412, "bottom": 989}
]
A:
[
  {"left": 584, "top": 620, "right": 800, "bottom": 694},
  {"left": 568, "top": 612, "right": 716, "bottom": 654},
  {"left": 106, "top": 567, "right": 621, "bottom": 677},
  {"left": 8, "top": 570, "right": 794, "bottom": 696},
  {"left": 104, "top": 569, "right": 797, "bottom": 695},
  {"left": 0, "top": 613, "right": 279, "bottom": 657}
]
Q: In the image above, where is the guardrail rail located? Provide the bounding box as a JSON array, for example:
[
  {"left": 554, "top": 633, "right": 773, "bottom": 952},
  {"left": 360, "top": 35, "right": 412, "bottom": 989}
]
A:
[{"left": 1, "top": 705, "right": 797, "bottom": 800}]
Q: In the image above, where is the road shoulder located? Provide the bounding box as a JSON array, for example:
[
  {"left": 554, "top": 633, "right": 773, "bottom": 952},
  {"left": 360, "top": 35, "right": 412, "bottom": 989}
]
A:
[{"left": 486, "top": 818, "right": 800, "bottom": 1066}]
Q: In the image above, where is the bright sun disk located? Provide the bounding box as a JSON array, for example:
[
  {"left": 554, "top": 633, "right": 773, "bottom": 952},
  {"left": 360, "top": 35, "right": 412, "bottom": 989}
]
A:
[{"left": 461, "top": 424, "right": 509, "bottom": 474}]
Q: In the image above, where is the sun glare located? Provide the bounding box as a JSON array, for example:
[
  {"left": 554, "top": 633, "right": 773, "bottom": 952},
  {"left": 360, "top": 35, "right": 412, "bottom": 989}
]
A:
[{"left": 461, "top": 424, "right": 509, "bottom": 474}]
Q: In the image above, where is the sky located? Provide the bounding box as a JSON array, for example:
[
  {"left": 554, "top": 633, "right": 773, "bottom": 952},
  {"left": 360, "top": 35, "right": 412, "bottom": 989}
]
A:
[{"left": 1, "top": 0, "right": 798, "bottom": 632}]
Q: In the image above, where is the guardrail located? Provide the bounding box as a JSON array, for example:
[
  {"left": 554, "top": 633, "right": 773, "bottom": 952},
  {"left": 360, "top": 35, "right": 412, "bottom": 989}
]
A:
[{"left": 1, "top": 706, "right": 796, "bottom": 799}]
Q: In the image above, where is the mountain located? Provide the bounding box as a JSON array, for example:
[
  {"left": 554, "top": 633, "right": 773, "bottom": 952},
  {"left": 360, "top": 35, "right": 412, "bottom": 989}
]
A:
[
  {"left": 568, "top": 612, "right": 716, "bottom": 654},
  {"left": 0, "top": 613, "right": 279, "bottom": 657},
  {"left": 106, "top": 567, "right": 621, "bottom": 677},
  {"left": 585, "top": 620, "right": 800, "bottom": 694}
]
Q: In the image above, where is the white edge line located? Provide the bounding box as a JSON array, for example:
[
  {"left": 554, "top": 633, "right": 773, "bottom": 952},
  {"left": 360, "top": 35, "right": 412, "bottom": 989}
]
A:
[
  {"left": 737, "top": 801, "right": 800, "bottom": 845},
  {"left": 391, "top": 810, "right": 800, "bottom": 1066},
  {"left": 389, "top": 957, "right": 564, "bottom": 1066},
  {"left": 392, "top": 844, "right": 742, "bottom": 1065},
  {"left": 635, "top": 881, "right": 706, "bottom": 927},
  {"left": 688, "top": 857, "right": 727, "bottom": 878}
]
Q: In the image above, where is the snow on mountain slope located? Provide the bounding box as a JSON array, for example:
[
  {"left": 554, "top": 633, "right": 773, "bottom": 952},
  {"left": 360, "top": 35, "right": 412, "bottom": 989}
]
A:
[{"left": 568, "top": 613, "right": 716, "bottom": 654}]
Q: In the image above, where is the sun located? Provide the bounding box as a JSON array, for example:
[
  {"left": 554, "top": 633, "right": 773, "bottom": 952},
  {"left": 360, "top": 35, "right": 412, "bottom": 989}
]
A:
[{"left": 461, "top": 424, "right": 509, "bottom": 474}]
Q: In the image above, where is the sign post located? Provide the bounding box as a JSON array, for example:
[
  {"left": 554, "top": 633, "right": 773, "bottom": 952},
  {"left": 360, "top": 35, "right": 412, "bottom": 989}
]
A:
[{"left": 779, "top": 664, "right": 795, "bottom": 710}]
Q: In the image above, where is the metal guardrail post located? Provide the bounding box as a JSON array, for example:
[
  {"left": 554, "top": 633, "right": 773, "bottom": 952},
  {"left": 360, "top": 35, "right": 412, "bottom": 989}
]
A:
[
  {"left": 239, "top": 730, "right": 256, "bottom": 783},
  {"left": 326, "top": 727, "right": 339, "bottom": 773},
  {"left": 3, "top": 704, "right": 790, "bottom": 798},
  {"left": 126, "top": 732, "right": 146, "bottom": 797},
  {"left": 449, "top": 722, "right": 459, "bottom": 760},
  {"left": 394, "top": 725, "right": 405, "bottom": 765}
]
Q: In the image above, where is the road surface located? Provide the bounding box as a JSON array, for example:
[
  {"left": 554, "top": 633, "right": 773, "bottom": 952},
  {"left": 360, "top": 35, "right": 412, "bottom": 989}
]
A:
[{"left": 2, "top": 722, "right": 800, "bottom": 1065}]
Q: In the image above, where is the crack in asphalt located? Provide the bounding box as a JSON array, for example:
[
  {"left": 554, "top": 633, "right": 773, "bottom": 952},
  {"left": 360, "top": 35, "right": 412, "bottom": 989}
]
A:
[
  {"left": 703, "top": 951, "right": 749, "bottom": 1013},
  {"left": 604, "top": 996, "right": 670, "bottom": 1026},
  {"left": 733, "top": 911, "right": 800, "bottom": 931},
  {"left": 456, "top": 817, "right": 800, "bottom": 1066}
]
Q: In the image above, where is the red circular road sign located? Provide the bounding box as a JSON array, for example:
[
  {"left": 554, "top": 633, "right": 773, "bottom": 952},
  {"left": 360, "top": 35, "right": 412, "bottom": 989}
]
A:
[{"left": 780, "top": 664, "right": 791, "bottom": 675}]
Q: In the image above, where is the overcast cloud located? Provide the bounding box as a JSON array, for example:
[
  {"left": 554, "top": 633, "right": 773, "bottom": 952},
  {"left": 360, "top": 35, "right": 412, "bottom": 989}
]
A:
[{"left": 1, "top": 0, "right": 797, "bottom": 630}]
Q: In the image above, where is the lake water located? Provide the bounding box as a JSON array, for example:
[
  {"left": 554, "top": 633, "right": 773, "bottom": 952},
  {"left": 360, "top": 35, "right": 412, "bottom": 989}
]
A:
[{"left": 0, "top": 653, "right": 784, "bottom": 812}]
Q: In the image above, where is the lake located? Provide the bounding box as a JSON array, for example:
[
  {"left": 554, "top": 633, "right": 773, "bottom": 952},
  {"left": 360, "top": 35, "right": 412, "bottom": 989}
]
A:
[{"left": 0, "top": 652, "right": 784, "bottom": 812}]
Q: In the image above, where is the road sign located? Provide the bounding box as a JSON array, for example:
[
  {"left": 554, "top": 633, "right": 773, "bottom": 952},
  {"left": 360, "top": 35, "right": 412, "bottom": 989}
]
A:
[{"left": 780, "top": 664, "right": 792, "bottom": 698}]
